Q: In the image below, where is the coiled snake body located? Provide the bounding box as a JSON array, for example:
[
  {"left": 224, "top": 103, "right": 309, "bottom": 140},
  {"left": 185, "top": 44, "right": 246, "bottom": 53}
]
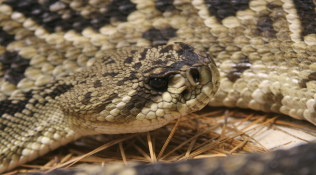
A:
[{"left": 0, "top": 0, "right": 315, "bottom": 173}]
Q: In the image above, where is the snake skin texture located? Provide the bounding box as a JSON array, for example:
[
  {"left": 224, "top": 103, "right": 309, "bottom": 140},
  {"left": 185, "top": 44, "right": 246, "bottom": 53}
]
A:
[{"left": 0, "top": 0, "right": 315, "bottom": 173}]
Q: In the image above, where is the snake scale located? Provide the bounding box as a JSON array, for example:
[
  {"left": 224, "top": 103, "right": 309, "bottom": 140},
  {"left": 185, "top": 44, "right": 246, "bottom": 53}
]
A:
[{"left": 0, "top": 0, "right": 315, "bottom": 173}]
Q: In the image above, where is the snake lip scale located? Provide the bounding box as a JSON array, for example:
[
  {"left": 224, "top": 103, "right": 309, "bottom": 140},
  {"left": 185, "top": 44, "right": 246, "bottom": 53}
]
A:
[{"left": 0, "top": 0, "right": 315, "bottom": 173}]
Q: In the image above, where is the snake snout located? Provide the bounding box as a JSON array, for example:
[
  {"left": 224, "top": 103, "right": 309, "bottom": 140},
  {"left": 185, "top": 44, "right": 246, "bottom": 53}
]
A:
[
  {"left": 175, "top": 64, "right": 219, "bottom": 115},
  {"left": 186, "top": 65, "right": 213, "bottom": 87},
  {"left": 175, "top": 65, "right": 218, "bottom": 106}
]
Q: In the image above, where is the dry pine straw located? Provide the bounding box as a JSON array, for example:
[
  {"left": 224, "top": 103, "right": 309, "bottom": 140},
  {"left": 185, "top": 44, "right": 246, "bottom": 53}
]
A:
[{"left": 6, "top": 107, "right": 316, "bottom": 174}]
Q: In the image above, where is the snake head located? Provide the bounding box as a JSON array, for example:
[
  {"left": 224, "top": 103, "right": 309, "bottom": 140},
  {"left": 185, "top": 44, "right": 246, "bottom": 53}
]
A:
[{"left": 65, "top": 42, "right": 220, "bottom": 134}]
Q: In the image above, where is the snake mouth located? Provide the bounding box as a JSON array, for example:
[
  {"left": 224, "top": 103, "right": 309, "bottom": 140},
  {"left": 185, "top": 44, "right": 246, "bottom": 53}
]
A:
[{"left": 175, "top": 64, "right": 220, "bottom": 116}]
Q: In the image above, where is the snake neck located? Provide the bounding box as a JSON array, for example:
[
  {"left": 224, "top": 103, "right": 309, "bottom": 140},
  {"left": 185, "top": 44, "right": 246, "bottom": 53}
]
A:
[{"left": 0, "top": 80, "right": 83, "bottom": 172}]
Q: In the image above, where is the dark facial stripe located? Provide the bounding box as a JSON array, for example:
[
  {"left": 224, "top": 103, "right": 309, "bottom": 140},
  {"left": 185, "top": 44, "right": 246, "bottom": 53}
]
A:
[
  {"left": 92, "top": 93, "right": 119, "bottom": 113},
  {"left": 117, "top": 72, "right": 137, "bottom": 86},
  {"left": 293, "top": 0, "right": 316, "bottom": 38},
  {"left": 122, "top": 93, "right": 153, "bottom": 115}
]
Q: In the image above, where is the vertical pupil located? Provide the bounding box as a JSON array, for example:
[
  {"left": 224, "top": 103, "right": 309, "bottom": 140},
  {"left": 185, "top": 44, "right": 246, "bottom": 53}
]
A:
[{"left": 149, "top": 78, "right": 167, "bottom": 90}]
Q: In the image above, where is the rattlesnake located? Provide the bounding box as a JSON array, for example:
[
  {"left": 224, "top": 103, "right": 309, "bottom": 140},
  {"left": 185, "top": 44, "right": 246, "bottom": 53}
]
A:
[{"left": 0, "top": 0, "right": 315, "bottom": 173}]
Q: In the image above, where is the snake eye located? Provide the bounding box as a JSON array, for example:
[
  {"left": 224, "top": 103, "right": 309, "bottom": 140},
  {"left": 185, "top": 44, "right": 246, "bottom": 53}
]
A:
[{"left": 149, "top": 77, "right": 168, "bottom": 91}]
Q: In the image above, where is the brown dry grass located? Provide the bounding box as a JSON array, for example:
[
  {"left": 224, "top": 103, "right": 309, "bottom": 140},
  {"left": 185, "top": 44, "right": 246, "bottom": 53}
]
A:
[{"left": 5, "top": 107, "right": 316, "bottom": 174}]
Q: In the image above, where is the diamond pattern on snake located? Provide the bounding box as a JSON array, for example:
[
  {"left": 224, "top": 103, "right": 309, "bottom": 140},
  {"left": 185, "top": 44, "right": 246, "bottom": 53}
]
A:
[{"left": 0, "top": 0, "right": 315, "bottom": 173}]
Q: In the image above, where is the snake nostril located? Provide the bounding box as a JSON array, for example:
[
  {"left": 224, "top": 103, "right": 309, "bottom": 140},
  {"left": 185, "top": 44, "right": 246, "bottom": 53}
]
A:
[
  {"left": 181, "top": 89, "right": 189, "bottom": 97},
  {"left": 190, "top": 68, "right": 200, "bottom": 83}
]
